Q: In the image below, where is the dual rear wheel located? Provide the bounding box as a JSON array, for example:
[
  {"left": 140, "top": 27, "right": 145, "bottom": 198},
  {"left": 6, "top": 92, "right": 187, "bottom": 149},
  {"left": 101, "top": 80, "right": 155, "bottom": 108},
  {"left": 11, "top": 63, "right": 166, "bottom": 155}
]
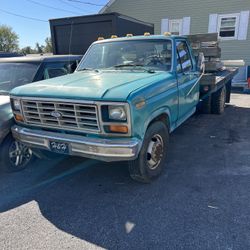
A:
[{"left": 201, "top": 86, "right": 226, "bottom": 114}]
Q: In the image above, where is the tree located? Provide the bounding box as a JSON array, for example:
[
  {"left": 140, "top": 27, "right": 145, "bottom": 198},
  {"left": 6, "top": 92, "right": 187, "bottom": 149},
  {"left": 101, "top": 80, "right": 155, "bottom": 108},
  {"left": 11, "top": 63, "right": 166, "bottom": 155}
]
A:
[
  {"left": 35, "top": 42, "right": 44, "bottom": 54},
  {"left": 44, "top": 37, "right": 52, "bottom": 53},
  {"left": 20, "top": 46, "right": 34, "bottom": 55},
  {"left": 20, "top": 37, "right": 53, "bottom": 55},
  {"left": 0, "top": 25, "right": 19, "bottom": 52}
]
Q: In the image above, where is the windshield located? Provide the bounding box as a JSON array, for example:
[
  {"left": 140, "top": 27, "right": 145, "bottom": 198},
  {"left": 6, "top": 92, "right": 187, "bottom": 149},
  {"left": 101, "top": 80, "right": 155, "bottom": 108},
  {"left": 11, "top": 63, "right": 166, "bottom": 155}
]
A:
[
  {"left": 0, "top": 62, "right": 39, "bottom": 94},
  {"left": 77, "top": 39, "right": 172, "bottom": 72}
]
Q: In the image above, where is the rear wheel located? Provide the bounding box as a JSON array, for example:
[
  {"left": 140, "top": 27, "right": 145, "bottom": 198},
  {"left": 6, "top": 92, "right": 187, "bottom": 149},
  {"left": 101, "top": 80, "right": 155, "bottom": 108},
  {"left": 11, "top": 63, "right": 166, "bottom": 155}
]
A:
[
  {"left": 128, "top": 121, "right": 169, "bottom": 183},
  {"left": 0, "top": 135, "right": 34, "bottom": 172},
  {"left": 200, "top": 96, "right": 212, "bottom": 114},
  {"left": 211, "top": 86, "right": 226, "bottom": 114}
]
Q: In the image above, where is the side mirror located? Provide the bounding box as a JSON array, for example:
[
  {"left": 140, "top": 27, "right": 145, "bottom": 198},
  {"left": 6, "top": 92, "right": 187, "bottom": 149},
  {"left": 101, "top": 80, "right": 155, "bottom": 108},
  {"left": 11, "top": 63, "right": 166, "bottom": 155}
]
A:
[{"left": 197, "top": 52, "right": 205, "bottom": 72}]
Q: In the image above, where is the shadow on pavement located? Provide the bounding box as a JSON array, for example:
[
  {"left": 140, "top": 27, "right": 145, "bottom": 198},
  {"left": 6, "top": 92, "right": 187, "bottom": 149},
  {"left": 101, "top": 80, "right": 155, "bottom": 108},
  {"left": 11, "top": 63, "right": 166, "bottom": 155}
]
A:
[{"left": 0, "top": 104, "right": 250, "bottom": 249}]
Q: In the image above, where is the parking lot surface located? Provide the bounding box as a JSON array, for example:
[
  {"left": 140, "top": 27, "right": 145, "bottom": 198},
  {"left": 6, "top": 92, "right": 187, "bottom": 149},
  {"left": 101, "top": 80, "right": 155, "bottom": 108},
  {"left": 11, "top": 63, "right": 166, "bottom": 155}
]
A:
[{"left": 0, "top": 93, "right": 250, "bottom": 250}]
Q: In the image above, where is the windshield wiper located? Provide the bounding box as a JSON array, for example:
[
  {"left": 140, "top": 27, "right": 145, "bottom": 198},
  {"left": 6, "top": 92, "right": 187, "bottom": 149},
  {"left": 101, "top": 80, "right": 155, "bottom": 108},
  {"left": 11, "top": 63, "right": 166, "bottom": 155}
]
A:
[
  {"left": 114, "top": 63, "right": 145, "bottom": 68},
  {"left": 113, "top": 63, "right": 155, "bottom": 73},
  {"left": 78, "top": 68, "right": 99, "bottom": 72}
]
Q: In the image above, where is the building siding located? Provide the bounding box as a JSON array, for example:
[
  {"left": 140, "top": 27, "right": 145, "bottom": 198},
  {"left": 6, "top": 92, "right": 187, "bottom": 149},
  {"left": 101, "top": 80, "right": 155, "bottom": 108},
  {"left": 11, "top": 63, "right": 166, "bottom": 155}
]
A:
[{"left": 103, "top": 0, "right": 250, "bottom": 64}]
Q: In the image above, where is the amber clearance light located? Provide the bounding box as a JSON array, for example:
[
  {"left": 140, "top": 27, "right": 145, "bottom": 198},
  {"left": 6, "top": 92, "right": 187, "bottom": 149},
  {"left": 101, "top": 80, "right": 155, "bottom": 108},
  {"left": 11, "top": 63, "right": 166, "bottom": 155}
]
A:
[
  {"left": 14, "top": 114, "right": 24, "bottom": 122},
  {"left": 109, "top": 125, "right": 128, "bottom": 133}
]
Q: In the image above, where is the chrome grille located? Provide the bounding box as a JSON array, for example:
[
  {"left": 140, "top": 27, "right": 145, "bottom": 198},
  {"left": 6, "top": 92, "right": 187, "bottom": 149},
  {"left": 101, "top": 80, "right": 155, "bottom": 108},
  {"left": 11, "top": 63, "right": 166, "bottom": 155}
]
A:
[{"left": 21, "top": 99, "right": 100, "bottom": 133}]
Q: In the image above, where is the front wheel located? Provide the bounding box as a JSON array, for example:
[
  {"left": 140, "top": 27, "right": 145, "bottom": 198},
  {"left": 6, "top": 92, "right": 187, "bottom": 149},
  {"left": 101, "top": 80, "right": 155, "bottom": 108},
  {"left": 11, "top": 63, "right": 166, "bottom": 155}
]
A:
[
  {"left": 0, "top": 135, "right": 34, "bottom": 172},
  {"left": 128, "top": 121, "right": 169, "bottom": 183}
]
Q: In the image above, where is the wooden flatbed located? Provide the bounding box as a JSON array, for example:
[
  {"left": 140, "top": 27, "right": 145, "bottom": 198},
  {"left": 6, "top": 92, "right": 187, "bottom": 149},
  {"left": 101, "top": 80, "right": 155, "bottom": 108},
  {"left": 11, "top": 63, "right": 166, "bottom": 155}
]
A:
[{"left": 187, "top": 33, "right": 241, "bottom": 114}]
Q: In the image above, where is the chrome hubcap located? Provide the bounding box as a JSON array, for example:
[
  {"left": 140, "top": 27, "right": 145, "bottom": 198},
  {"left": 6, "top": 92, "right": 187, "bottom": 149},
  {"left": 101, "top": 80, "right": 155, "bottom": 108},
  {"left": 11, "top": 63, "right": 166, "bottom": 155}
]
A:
[
  {"left": 9, "top": 141, "right": 32, "bottom": 167},
  {"left": 147, "top": 134, "right": 164, "bottom": 170}
]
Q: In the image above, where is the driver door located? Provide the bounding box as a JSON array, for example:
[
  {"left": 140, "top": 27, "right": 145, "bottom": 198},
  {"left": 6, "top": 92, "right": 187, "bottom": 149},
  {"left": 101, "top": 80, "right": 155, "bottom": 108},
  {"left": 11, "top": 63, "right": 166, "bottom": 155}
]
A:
[{"left": 176, "top": 40, "right": 199, "bottom": 122}]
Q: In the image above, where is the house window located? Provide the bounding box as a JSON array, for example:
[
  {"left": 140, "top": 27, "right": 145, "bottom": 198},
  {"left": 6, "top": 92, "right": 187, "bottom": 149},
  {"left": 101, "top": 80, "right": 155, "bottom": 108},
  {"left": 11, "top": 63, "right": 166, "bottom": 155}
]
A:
[
  {"left": 217, "top": 14, "right": 240, "bottom": 40},
  {"left": 169, "top": 19, "right": 183, "bottom": 35}
]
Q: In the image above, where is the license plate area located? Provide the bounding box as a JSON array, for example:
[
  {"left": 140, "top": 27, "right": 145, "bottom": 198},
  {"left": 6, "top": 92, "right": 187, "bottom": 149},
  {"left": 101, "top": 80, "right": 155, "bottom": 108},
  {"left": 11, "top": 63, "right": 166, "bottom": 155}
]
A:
[{"left": 49, "top": 141, "right": 69, "bottom": 155}]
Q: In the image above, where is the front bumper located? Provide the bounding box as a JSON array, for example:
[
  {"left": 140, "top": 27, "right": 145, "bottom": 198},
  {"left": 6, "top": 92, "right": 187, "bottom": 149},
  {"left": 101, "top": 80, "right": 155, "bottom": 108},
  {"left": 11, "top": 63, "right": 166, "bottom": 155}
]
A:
[{"left": 11, "top": 125, "right": 141, "bottom": 162}]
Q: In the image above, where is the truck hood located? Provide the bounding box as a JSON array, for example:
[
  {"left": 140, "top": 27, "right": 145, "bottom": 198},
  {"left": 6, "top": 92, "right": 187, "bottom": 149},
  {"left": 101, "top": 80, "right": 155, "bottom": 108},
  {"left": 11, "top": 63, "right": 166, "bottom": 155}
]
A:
[{"left": 11, "top": 71, "right": 172, "bottom": 101}]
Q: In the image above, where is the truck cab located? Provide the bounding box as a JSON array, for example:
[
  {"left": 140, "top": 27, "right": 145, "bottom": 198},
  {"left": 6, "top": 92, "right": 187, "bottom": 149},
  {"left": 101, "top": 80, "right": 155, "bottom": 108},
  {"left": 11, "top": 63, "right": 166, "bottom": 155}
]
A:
[{"left": 10, "top": 34, "right": 202, "bottom": 182}]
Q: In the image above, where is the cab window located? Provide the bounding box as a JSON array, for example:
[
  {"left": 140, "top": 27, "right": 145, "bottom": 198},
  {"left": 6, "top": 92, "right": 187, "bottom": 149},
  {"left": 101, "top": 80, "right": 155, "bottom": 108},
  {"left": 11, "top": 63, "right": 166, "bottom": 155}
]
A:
[{"left": 176, "top": 41, "right": 193, "bottom": 73}]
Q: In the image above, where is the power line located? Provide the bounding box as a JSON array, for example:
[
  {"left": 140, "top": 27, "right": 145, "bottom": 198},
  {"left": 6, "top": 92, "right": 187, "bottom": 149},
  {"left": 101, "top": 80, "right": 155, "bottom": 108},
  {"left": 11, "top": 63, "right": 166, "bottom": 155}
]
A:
[
  {"left": 67, "top": 0, "right": 105, "bottom": 7},
  {"left": 100, "top": 1, "right": 111, "bottom": 13},
  {"left": 59, "top": 0, "right": 91, "bottom": 14},
  {"left": 59, "top": 0, "right": 88, "bottom": 12},
  {"left": 26, "top": 0, "right": 81, "bottom": 15},
  {"left": 0, "top": 8, "right": 48, "bottom": 22}
]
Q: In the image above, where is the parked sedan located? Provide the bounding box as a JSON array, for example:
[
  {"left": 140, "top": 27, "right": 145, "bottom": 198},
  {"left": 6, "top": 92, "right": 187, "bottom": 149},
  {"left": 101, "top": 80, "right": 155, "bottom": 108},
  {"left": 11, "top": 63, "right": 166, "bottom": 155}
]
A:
[{"left": 0, "top": 55, "right": 82, "bottom": 172}]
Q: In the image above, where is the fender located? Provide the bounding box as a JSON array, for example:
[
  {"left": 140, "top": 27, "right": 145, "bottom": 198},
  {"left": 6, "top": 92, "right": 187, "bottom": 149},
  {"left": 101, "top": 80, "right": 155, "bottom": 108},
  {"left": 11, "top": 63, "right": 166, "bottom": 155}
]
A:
[{"left": 143, "top": 106, "right": 173, "bottom": 137}]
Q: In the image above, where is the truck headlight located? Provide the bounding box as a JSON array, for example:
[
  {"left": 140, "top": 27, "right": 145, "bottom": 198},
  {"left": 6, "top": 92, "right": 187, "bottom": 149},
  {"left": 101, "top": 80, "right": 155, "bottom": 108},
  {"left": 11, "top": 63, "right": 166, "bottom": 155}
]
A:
[
  {"left": 108, "top": 106, "right": 127, "bottom": 121},
  {"left": 11, "top": 99, "right": 21, "bottom": 111}
]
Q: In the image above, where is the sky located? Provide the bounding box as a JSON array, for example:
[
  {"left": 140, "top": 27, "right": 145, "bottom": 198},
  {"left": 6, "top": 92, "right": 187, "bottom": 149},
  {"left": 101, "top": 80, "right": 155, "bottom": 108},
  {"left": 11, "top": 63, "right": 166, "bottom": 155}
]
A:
[{"left": 0, "top": 0, "right": 109, "bottom": 48}]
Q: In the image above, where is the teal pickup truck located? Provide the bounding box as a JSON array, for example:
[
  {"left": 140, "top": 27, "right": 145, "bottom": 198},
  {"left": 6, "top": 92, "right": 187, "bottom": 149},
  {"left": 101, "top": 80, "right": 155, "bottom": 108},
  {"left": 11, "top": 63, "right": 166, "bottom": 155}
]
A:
[{"left": 10, "top": 34, "right": 237, "bottom": 182}]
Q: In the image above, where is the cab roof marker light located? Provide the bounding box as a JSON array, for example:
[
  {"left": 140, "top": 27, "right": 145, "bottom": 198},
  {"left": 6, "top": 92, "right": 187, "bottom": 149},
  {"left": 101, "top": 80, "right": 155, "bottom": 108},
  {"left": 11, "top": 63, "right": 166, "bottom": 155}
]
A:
[
  {"left": 97, "top": 37, "right": 105, "bottom": 41},
  {"left": 126, "top": 34, "right": 133, "bottom": 37},
  {"left": 164, "top": 32, "right": 172, "bottom": 36},
  {"left": 111, "top": 35, "right": 118, "bottom": 39},
  {"left": 144, "top": 32, "right": 151, "bottom": 36}
]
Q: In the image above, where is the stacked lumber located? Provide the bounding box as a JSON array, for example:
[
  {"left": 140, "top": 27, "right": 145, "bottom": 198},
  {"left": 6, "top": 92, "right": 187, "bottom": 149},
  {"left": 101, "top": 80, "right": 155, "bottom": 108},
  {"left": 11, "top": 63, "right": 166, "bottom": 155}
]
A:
[{"left": 187, "top": 33, "right": 224, "bottom": 73}]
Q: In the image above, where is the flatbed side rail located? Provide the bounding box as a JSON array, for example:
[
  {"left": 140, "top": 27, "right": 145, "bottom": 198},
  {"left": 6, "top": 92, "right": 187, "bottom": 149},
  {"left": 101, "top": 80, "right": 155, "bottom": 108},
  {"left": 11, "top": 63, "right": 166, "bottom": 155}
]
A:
[{"left": 199, "top": 67, "right": 239, "bottom": 100}]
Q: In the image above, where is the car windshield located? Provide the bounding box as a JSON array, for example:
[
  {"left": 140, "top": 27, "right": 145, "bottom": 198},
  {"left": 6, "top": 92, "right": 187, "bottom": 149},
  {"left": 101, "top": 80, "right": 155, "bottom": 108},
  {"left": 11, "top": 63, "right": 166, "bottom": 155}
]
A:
[
  {"left": 77, "top": 39, "right": 172, "bottom": 72},
  {"left": 0, "top": 62, "right": 39, "bottom": 94}
]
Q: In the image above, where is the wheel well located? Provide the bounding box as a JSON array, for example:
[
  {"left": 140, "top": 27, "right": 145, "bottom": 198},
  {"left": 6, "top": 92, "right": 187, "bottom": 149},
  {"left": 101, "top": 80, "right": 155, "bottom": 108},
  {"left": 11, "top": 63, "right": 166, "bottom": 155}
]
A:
[{"left": 148, "top": 113, "right": 170, "bottom": 131}]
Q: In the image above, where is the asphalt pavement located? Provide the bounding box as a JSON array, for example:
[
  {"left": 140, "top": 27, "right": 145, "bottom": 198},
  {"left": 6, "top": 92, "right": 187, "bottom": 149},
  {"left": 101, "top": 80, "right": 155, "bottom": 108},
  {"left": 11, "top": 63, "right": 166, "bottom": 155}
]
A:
[{"left": 0, "top": 93, "right": 250, "bottom": 250}]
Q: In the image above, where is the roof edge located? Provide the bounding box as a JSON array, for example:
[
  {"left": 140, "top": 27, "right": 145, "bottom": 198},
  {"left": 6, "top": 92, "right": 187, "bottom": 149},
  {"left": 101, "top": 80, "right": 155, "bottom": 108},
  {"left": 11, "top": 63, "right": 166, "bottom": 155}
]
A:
[{"left": 99, "top": 0, "right": 116, "bottom": 14}]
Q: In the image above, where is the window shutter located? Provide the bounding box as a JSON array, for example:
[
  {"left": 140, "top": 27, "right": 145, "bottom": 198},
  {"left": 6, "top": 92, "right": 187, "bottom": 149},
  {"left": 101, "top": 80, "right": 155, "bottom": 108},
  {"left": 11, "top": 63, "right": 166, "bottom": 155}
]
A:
[
  {"left": 238, "top": 11, "right": 250, "bottom": 40},
  {"left": 208, "top": 14, "right": 218, "bottom": 33},
  {"left": 182, "top": 17, "right": 191, "bottom": 35},
  {"left": 161, "top": 19, "right": 169, "bottom": 34}
]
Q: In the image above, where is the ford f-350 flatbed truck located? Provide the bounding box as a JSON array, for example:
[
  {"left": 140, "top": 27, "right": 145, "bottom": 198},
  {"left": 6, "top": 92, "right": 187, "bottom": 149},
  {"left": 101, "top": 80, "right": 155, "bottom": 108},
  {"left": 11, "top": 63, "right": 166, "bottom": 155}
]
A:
[{"left": 10, "top": 33, "right": 238, "bottom": 182}]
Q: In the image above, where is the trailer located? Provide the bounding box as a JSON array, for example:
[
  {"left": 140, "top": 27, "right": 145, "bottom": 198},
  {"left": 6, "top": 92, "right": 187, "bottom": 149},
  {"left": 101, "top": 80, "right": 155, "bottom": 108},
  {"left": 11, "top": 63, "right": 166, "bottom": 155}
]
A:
[{"left": 49, "top": 12, "right": 154, "bottom": 55}]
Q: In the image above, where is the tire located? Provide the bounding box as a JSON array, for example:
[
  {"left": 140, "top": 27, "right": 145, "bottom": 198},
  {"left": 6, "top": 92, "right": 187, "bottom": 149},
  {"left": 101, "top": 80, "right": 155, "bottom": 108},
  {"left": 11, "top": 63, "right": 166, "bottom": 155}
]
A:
[
  {"left": 0, "top": 134, "right": 34, "bottom": 173},
  {"left": 211, "top": 86, "right": 226, "bottom": 114},
  {"left": 200, "top": 95, "right": 212, "bottom": 114},
  {"left": 128, "top": 121, "right": 169, "bottom": 183}
]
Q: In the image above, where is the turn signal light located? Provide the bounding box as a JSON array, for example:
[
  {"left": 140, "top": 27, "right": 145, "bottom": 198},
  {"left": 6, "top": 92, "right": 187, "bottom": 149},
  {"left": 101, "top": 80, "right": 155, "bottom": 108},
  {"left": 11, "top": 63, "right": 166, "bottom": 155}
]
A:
[
  {"left": 15, "top": 114, "right": 24, "bottom": 122},
  {"left": 109, "top": 125, "right": 128, "bottom": 133}
]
